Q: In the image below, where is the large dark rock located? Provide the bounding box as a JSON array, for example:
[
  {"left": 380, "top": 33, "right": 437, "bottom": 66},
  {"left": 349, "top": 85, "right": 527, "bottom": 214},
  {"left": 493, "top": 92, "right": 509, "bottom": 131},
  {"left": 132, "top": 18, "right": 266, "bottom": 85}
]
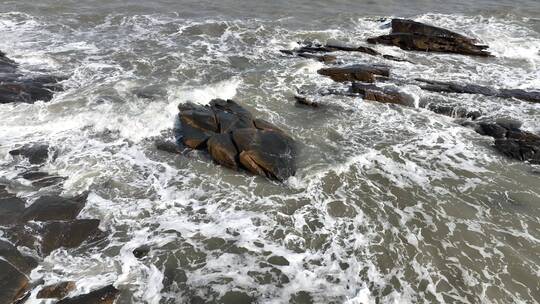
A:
[
  {"left": 57, "top": 285, "right": 119, "bottom": 304},
  {"left": 0, "top": 239, "right": 37, "bottom": 274},
  {"left": 19, "top": 194, "right": 86, "bottom": 222},
  {"left": 20, "top": 170, "right": 66, "bottom": 188},
  {"left": 416, "top": 79, "right": 540, "bottom": 104},
  {"left": 473, "top": 121, "right": 540, "bottom": 163},
  {"left": 0, "top": 259, "right": 29, "bottom": 304},
  {"left": 317, "top": 64, "right": 390, "bottom": 82},
  {"left": 232, "top": 128, "right": 296, "bottom": 181},
  {"left": 351, "top": 83, "right": 408, "bottom": 105},
  {"left": 9, "top": 144, "right": 51, "bottom": 164},
  {"left": 367, "top": 19, "right": 491, "bottom": 57},
  {"left": 177, "top": 100, "right": 297, "bottom": 181},
  {"left": 37, "top": 281, "right": 76, "bottom": 299},
  {"left": 0, "top": 185, "right": 26, "bottom": 226}
]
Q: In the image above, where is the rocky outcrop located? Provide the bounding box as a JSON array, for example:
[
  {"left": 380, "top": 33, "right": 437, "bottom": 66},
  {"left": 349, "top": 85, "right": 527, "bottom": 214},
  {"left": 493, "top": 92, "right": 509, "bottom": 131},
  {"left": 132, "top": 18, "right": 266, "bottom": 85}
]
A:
[
  {"left": 57, "top": 285, "right": 119, "bottom": 304},
  {"left": 472, "top": 120, "right": 540, "bottom": 163},
  {"left": 367, "top": 19, "right": 491, "bottom": 56},
  {"left": 416, "top": 78, "right": 540, "bottom": 104},
  {"left": 294, "top": 95, "right": 320, "bottom": 107},
  {"left": 37, "top": 281, "right": 76, "bottom": 299},
  {"left": 0, "top": 52, "right": 64, "bottom": 104},
  {"left": 0, "top": 240, "right": 37, "bottom": 275},
  {"left": 177, "top": 99, "right": 297, "bottom": 181},
  {"left": 19, "top": 194, "right": 86, "bottom": 222},
  {"left": 317, "top": 64, "right": 390, "bottom": 83},
  {"left": 9, "top": 143, "right": 51, "bottom": 164}
]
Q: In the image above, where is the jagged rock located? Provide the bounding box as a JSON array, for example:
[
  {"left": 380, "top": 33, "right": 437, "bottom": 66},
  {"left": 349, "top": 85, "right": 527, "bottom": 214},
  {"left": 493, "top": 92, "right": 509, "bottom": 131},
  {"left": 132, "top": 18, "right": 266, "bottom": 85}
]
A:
[
  {"left": 294, "top": 95, "right": 320, "bottom": 107},
  {"left": 367, "top": 19, "right": 491, "bottom": 56},
  {"left": 0, "top": 185, "right": 26, "bottom": 226},
  {"left": 57, "top": 285, "right": 119, "bottom": 304},
  {"left": 207, "top": 133, "right": 239, "bottom": 170},
  {"left": 9, "top": 144, "right": 51, "bottom": 164},
  {"left": 133, "top": 245, "right": 150, "bottom": 259},
  {"left": 177, "top": 100, "right": 297, "bottom": 181},
  {"left": 0, "top": 240, "right": 37, "bottom": 274},
  {"left": 473, "top": 121, "right": 540, "bottom": 163},
  {"left": 37, "top": 281, "right": 76, "bottom": 299},
  {"left": 317, "top": 64, "right": 390, "bottom": 82},
  {"left": 0, "top": 259, "right": 29, "bottom": 304},
  {"left": 350, "top": 83, "right": 409, "bottom": 105},
  {"left": 232, "top": 128, "right": 296, "bottom": 181},
  {"left": 416, "top": 79, "right": 540, "bottom": 104},
  {"left": 19, "top": 194, "right": 86, "bottom": 222}
]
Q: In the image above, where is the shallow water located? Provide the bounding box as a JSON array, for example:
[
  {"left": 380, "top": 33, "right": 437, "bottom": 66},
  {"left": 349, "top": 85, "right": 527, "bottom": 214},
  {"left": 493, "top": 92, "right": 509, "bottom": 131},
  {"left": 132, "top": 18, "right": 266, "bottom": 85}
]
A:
[{"left": 0, "top": 0, "right": 539, "bottom": 303}]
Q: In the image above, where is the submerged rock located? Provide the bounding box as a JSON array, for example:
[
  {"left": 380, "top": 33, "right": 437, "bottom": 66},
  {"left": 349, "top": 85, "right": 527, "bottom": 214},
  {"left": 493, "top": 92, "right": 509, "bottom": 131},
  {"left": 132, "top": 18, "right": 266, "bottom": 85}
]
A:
[
  {"left": 177, "top": 99, "right": 297, "bottom": 181},
  {"left": 0, "top": 259, "right": 29, "bottom": 304},
  {"left": 37, "top": 281, "right": 76, "bottom": 299},
  {"left": 9, "top": 143, "right": 51, "bottom": 164},
  {"left": 367, "top": 19, "right": 491, "bottom": 56},
  {"left": 317, "top": 64, "right": 390, "bottom": 82},
  {"left": 57, "top": 285, "right": 119, "bottom": 304}
]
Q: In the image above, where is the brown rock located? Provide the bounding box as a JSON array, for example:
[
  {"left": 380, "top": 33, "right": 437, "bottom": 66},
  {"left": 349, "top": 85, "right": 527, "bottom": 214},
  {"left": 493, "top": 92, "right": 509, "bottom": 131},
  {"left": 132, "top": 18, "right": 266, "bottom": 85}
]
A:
[
  {"left": 317, "top": 64, "right": 389, "bottom": 83},
  {"left": 40, "top": 219, "right": 102, "bottom": 254},
  {"left": 0, "top": 185, "right": 26, "bottom": 226},
  {"left": 37, "top": 281, "right": 76, "bottom": 299},
  {"left": 0, "top": 240, "right": 37, "bottom": 274},
  {"left": 207, "top": 134, "right": 239, "bottom": 170}
]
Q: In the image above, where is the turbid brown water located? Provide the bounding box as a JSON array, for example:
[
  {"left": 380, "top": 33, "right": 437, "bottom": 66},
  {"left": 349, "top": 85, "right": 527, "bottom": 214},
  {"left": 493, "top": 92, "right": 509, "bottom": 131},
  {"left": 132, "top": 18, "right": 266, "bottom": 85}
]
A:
[{"left": 0, "top": 0, "right": 539, "bottom": 303}]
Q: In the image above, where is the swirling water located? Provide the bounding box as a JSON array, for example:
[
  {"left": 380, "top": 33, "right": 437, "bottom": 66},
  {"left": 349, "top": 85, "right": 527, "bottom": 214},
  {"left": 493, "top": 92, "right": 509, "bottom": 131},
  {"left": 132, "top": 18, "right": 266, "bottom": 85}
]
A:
[{"left": 0, "top": 0, "right": 539, "bottom": 303}]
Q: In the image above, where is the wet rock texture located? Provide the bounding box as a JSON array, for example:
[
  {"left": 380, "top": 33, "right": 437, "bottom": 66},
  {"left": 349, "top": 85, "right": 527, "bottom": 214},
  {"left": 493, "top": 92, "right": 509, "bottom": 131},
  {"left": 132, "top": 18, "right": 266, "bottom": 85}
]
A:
[
  {"left": 367, "top": 19, "right": 491, "bottom": 56},
  {"left": 474, "top": 120, "right": 540, "bottom": 164},
  {"left": 57, "top": 285, "right": 120, "bottom": 304},
  {"left": 37, "top": 281, "right": 76, "bottom": 299},
  {"left": 317, "top": 64, "right": 389, "bottom": 83},
  {"left": 179, "top": 99, "right": 297, "bottom": 181},
  {"left": 0, "top": 51, "right": 64, "bottom": 104}
]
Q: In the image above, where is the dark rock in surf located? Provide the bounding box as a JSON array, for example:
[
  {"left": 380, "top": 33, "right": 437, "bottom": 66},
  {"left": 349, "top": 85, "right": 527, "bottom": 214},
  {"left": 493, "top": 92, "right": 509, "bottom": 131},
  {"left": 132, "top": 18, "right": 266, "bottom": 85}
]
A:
[
  {"left": 297, "top": 53, "right": 337, "bottom": 63},
  {"left": 317, "top": 64, "right": 390, "bottom": 83},
  {"left": 177, "top": 99, "right": 297, "bottom": 181},
  {"left": 19, "top": 194, "right": 86, "bottom": 222},
  {"left": 0, "top": 239, "right": 38, "bottom": 274},
  {"left": 9, "top": 144, "right": 51, "bottom": 164},
  {"left": 416, "top": 78, "right": 540, "bottom": 104},
  {"left": 0, "top": 185, "right": 26, "bottom": 226},
  {"left": 367, "top": 19, "right": 491, "bottom": 57},
  {"left": 350, "top": 83, "right": 409, "bottom": 105},
  {"left": 57, "top": 285, "right": 119, "bottom": 304},
  {"left": 294, "top": 95, "right": 320, "bottom": 107},
  {"left": 0, "top": 259, "right": 29, "bottom": 304},
  {"left": 427, "top": 104, "right": 481, "bottom": 120},
  {"left": 473, "top": 121, "right": 540, "bottom": 163},
  {"left": 155, "top": 139, "right": 182, "bottom": 154},
  {"left": 20, "top": 170, "right": 66, "bottom": 188},
  {"left": 133, "top": 245, "right": 150, "bottom": 259},
  {"left": 37, "top": 281, "right": 76, "bottom": 299}
]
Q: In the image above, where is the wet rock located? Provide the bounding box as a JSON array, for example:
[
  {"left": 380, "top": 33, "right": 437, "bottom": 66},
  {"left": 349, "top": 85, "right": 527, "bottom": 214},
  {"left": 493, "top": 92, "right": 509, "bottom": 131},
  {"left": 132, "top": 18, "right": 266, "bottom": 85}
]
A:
[
  {"left": 19, "top": 194, "right": 85, "bottom": 222},
  {"left": 155, "top": 139, "right": 182, "bottom": 154},
  {"left": 207, "top": 133, "right": 239, "bottom": 170},
  {"left": 498, "top": 88, "right": 540, "bottom": 103},
  {"left": 133, "top": 245, "right": 150, "bottom": 259},
  {"left": 293, "top": 41, "right": 379, "bottom": 56},
  {"left": 318, "top": 64, "right": 389, "bottom": 83},
  {"left": 267, "top": 255, "right": 290, "bottom": 266},
  {"left": 0, "top": 75, "right": 64, "bottom": 104},
  {"left": 289, "top": 291, "right": 314, "bottom": 304},
  {"left": 232, "top": 128, "right": 296, "bottom": 181},
  {"left": 0, "top": 239, "right": 37, "bottom": 274},
  {"left": 0, "top": 185, "right": 26, "bottom": 226},
  {"left": 37, "top": 281, "right": 76, "bottom": 299},
  {"left": 382, "top": 54, "right": 411, "bottom": 63},
  {"left": 219, "top": 291, "right": 254, "bottom": 304},
  {"left": 20, "top": 171, "right": 66, "bottom": 188},
  {"left": 351, "top": 83, "right": 409, "bottom": 105},
  {"left": 297, "top": 53, "right": 337, "bottom": 63},
  {"left": 177, "top": 100, "right": 296, "bottom": 181},
  {"left": 0, "top": 259, "right": 29, "bottom": 304},
  {"left": 473, "top": 121, "right": 540, "bottom": 163},
  {"left": 427, "top": 104, "right": 481, "bottom": 120},
  {"left": 57, "top": 285, "right": 119, "bottom": 304},
  {"left": 9, "top": 144, "right": 51, "bottom": 164},
  {"left": 294, "top": 95, "right": 320, "bottom": 108},
  {"left": 367, "top": 19, "right": 491, "bottom": 56}
]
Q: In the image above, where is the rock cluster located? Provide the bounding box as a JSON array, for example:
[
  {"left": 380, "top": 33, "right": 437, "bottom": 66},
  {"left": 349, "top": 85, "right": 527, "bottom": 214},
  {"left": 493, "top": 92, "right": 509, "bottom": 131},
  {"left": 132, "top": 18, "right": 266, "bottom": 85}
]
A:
[
  {"left": 0, "top": 51, "right": 63, "bottom": 104},
  {"left": 367, "top": 19, "right": 492, "bottom": 56},
  {"left": 178, "top": 99, "right": 297, "bottom": 181}
]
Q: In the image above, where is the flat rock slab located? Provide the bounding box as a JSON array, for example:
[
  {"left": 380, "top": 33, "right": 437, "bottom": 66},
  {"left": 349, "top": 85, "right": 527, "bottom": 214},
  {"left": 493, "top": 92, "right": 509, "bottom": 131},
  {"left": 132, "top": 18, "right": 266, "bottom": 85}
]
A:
[
  {"left": 317, "top": 64, "right": 390, "bottom": 83},
  {"left": 0, "top": 259, "right": 29, "bottom": 304},
  {"left": 177, "top": 99, "right": 297, "bottom": 181},
  {"left": 19, "top": 195, "right": 85, "bottom": 222},
  {"left": 367, "top": 19, "right": 491, "bottom": 57},
  {"left": 37, "top": 281, "right": 76, "bottom": 299}
]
